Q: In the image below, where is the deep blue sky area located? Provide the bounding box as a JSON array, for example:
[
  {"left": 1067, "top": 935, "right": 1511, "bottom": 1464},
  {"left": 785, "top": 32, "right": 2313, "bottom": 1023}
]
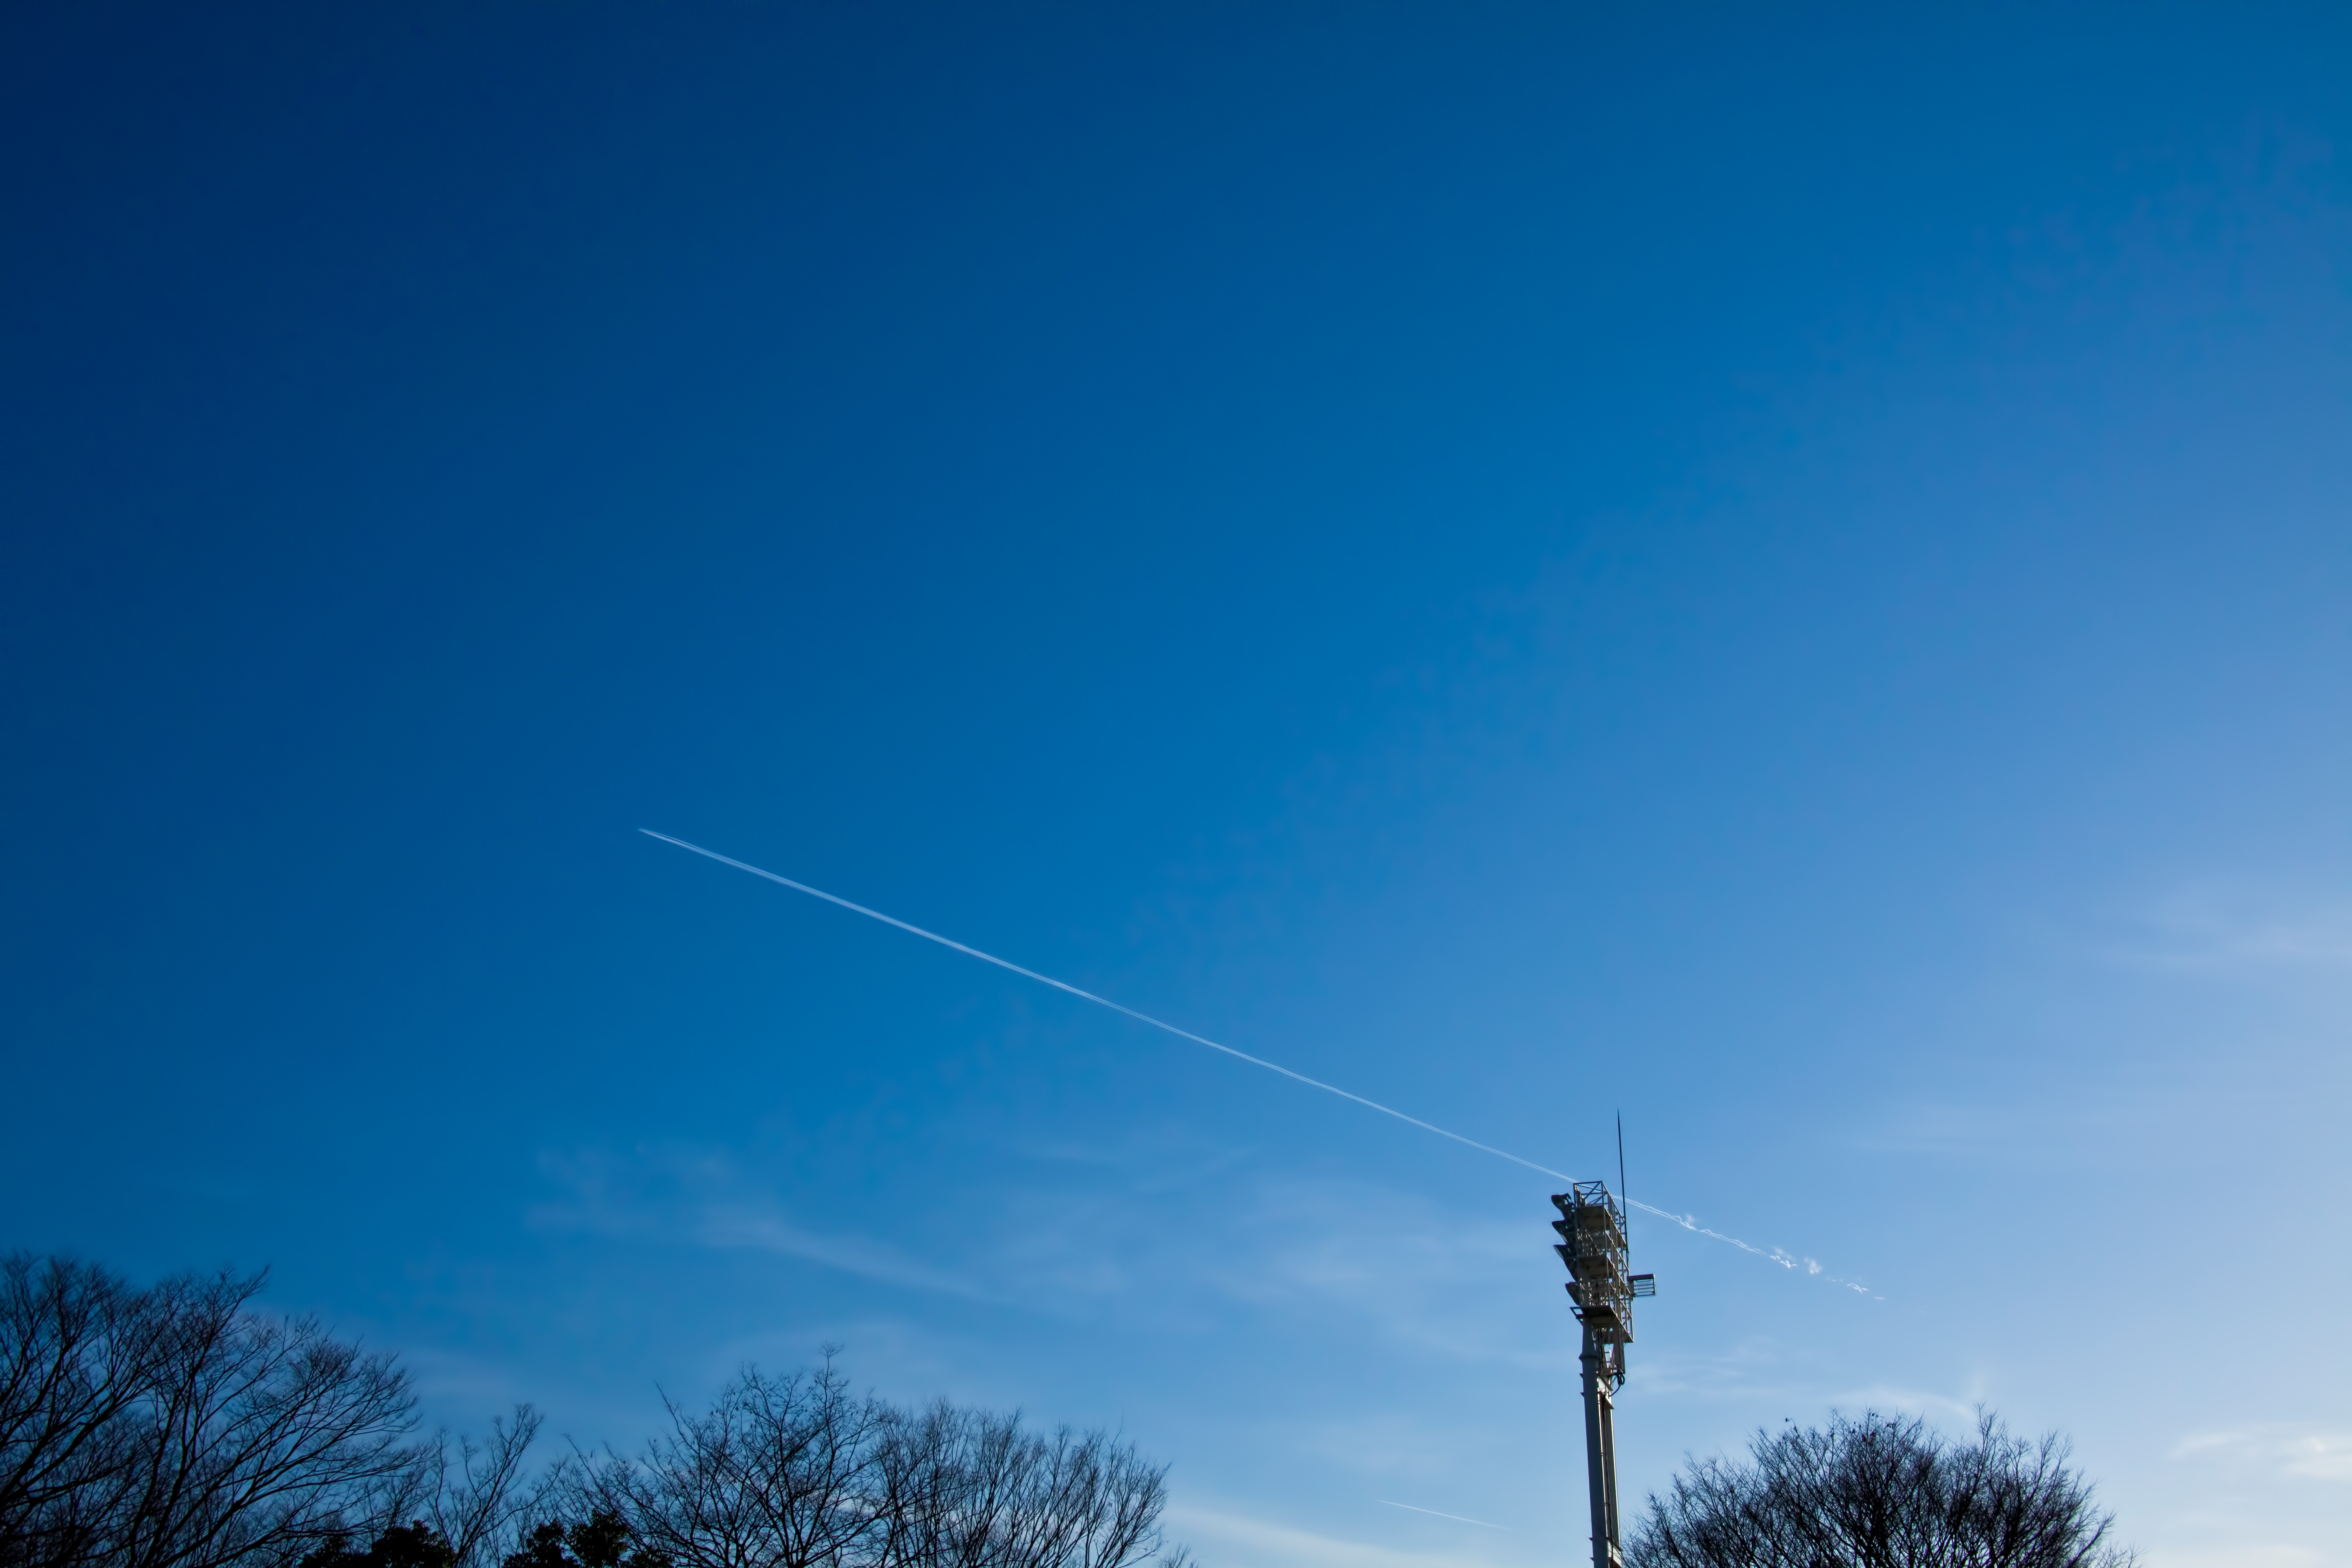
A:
[{"left": 6, "top": 7, "right": 2351, "bottom": 1567}]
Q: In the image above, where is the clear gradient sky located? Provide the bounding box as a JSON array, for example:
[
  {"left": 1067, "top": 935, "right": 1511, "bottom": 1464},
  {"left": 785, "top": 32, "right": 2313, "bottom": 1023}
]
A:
[{"left": 5, "top": 6, "right": 2350, "bottom": 1567}]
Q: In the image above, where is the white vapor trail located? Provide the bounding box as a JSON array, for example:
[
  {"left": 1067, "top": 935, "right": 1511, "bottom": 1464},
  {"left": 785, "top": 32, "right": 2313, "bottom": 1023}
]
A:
[
  {"left": 1377, "top": 1502, "right": 1510, "bottom": 1531},
  {"left": 640, "top": 830, "right": 1869, "bottom": 1294},
  {"left": 1626, "top": 1201, "right": 1878, "bottom": 1297},
  {"left": 640, "top": 830, "right": 1567, "bottom": 1181}
]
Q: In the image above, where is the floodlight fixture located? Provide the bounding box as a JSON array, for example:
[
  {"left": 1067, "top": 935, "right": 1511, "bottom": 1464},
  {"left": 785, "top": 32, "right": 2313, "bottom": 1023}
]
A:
[
  {"left": 1552, "top": 1173, "right": 1653, "bottom": 1568},
  {"left": 1552, "top": 1181, "right": 1635, "bottom": 1375}
]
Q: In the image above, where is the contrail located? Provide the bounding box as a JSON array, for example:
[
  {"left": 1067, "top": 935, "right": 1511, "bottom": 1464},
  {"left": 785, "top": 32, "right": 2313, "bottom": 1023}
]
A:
[
  {"left": 640, "top": 830, "right": 1571, "bottom": 1183},
  {"left": 640, "top": 830, "right": 1869, "bottom": 1293},
  {"left": 1626, "top": 1200, "right": 1878, "bottom": 1297},
  {"left": 1627, "top": 1199, "right": 1770, "bottom": 1255},
  {"left": 1377, "top": 1501, "right": 1510, "bottom": 1531}
]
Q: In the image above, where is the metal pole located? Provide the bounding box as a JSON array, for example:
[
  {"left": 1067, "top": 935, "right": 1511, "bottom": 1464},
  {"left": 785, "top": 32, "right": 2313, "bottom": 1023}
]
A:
[
  {"left": 1599, "top": 1376, "right": 1621, "bottom": 1566},
  {"left": 1579, "top": 1325, "right": 1620, "bottom": 1568}
]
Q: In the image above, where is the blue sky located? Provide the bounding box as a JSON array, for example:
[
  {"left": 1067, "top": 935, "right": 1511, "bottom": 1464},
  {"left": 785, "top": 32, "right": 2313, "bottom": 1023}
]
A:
[{"left": 5, "top": 5, "right": 2350, "bottom": 1566}]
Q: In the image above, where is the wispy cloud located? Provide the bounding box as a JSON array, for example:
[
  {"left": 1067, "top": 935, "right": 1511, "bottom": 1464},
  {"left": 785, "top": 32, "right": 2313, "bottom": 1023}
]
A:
[
  {"left": 1271, "top": 1409, "right": 1532, "bottom": 1485},
  {"left": 2104, "top": 888, "right": 2352, "bottom": 976},
  {"left": 529, "top": 1146, "right": 1880, "bottom": 1377},
  {"left": 1166, "top": 1504, "right": 1510, "bottom": 1568},
  {"left": 1847, "top": 1079, "right": 2298, "bottom": 1172},
  {"left": 2171, "top": 1426, "right": 2352, "bottom": 1483},
  {"left": 530, "top": 1148, "right": 990, "bottom": 1301},
  {"left": 1627, "top": 1338, "right": 1814, "bottom": 1404},
  {"left": 1823, "top": 1380, "right": 1990, "bottom": 1429},
  {"left": 2145, "top": 1547, "right": 2326, "bottom": 1568},
  {"left": 531, "top": 1150, "right": 1585, "bottom": 1364},
  {"left": 1186, "top": 1178, "right": 1576, "bottom": 1368},
  {"left": 397, "top": 1342, "right": 542, "bottom": 1413},
  {"left": 1606, "top": 1353, "right": 1990, "bottom": 1429},
  {"left": 691, "top": 1207, "right": 992, "bottom": 1300},
  {"left": 1855, "top": 1096, "right": 2169, "bottom": 1161}
]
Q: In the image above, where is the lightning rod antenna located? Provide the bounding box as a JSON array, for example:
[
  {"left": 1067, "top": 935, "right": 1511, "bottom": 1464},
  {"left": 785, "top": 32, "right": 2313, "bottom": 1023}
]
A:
[{"left": 1617, "top": 1112, "right": 1627, "bottom": 1236}]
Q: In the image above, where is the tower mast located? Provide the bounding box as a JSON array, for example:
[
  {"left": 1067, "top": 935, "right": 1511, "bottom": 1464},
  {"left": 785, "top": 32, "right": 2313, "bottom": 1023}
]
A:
[{"left": 1551, "top": 1172, "right": 1654, "bottom": 1568}]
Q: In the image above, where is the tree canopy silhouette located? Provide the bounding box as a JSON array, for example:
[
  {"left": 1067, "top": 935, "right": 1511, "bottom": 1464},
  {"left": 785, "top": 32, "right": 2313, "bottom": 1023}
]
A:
[
  {"left": 565, "top": 1358, "right": 1188, "bottom": 1568},
  {"left": 4, "top": 1256, "right": 1186, "bottom": 1568},
  {"left": 0, "top": 1255, "right": 433, "bottom": 1568},
  {"left": 1627, "top": 1409, "right": 2134, "bottom": 1568}
]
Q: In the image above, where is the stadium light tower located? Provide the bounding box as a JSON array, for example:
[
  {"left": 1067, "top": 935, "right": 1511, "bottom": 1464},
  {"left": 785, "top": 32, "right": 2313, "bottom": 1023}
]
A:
[{"left": 1552, "top": 1180, "right": 1655, "bottom": 1568}]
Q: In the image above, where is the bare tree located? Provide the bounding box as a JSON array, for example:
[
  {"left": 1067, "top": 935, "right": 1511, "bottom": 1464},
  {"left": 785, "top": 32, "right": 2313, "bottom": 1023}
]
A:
[
  {"left": 107, "top": 1270, "right": 419, "bottom": 1568},
  {"left": 368, "top": 1409, "right": 548, "bottom": 1568},
  {"left": 870, "top": 1407, "right": 1178, "bottom": 1568},
  {"left": 1627, "top": 1409, "right": 2135, "bottom": 1568},
  {"left": 2, "top": 1257, "right": 177, "bottom": 1568},
  {"left": 573, "top": 1362, "right": 1186, "bottom": 1568},
  {"left": 2, "top": 1256, "right": 542, "bottom": 1568},
  {"left": 8, "top": 1260, "right": 1179, "bottom": 1568},
  {"left": 589, "top": 1361, "right": 885, "bottom": 1568}
]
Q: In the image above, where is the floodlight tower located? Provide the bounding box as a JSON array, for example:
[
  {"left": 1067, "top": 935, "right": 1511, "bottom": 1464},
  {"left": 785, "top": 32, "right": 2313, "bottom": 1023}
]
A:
[{"left": 1552, "top": 1181, "right": 1655, "bottom": 1568}]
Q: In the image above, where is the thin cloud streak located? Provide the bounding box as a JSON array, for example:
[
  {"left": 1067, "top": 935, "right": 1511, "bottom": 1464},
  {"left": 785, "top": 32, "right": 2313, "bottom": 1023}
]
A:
[
  {"left": 1165, "top": 1504, "right": 1501, "bottom": 1568},
  {"left": 2172, "top": 1427, "right": 2352, "bottom": 1483},
  {"left": 1377, "top": 1501, "right": 1511, "bottom": 1531},
  {"left": 2110, "top": 889, "right": 2352, "bottom": 975},
  {"left": 530, "top": 1147, "right": 995, "bottom": 1302},
  {"left": 1627, "top": 1202, "right": 1876, "bottom": 1297},
  {"left": 641, "top": 830, "right": 1869, "bottom": 1295}
]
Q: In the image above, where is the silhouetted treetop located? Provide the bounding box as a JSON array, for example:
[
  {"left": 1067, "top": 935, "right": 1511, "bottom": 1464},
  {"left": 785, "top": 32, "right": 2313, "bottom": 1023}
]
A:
[
  {"left": 1628, "top": 1408, "right": 2134, "bottom": 1568},
  {"left": 5, "top": 1257, "right": 1189, "bottom": 1568}
]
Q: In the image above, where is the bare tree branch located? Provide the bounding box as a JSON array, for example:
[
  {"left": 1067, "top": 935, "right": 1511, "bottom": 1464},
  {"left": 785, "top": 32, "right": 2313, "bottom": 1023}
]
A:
[
  {"left": 3, "top": 1256, "right": 542, "bottom": 1568},
  {"left": 8, "top": 1260, "right": 1177, "bottom": 1568},
  {"left": 1628, "top": 1408, "right": 2136, "bottom": 1568},
  {"left": 578, "top": 1363, "right": 1184, "bottom": 1568}
]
